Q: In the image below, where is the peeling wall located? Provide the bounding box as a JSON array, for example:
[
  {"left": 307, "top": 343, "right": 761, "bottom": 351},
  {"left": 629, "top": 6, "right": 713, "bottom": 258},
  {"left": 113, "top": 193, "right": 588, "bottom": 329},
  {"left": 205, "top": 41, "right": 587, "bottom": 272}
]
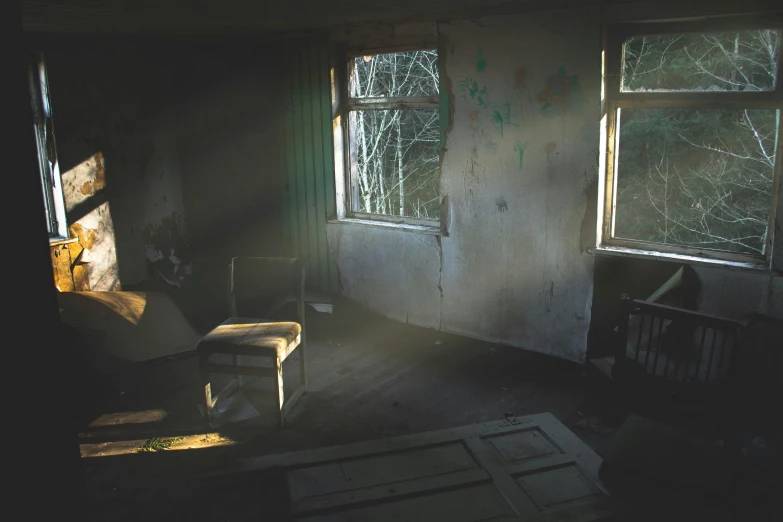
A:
[
  {"left": 39, "top": 36, "right": 187, "bottom": 291},
  {"left": 32, "top": 35, "right": 287, "bottom": 327},
  {"left": 327, "top": 9, "right": 600, "bottom": 363}
]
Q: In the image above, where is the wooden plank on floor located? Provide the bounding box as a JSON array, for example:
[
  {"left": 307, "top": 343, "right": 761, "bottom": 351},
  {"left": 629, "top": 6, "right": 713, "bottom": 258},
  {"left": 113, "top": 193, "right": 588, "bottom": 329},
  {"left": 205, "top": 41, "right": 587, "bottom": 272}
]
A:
[
  {"left": 298, "top": 483, "right": 516, "bottom": 522},
  {"left": 224, "top": 413, "right": 557, "bottom": 474},
  {"left": 463, "top": 436, "right": 540, "bottom": 517},
  {"left": 209, "top": 413, "right": 608, "bottom": 521},
  {"left": 288, "top": 442, "right": 479, "bottom": 501},
  {"left": 292, "top": 468, "right": 491, "bottom": 515}
]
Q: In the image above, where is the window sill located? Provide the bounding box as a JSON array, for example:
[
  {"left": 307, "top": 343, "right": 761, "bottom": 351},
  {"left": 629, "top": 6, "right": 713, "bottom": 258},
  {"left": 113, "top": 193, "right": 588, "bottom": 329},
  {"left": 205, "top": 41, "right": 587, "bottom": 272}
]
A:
[
  {"left": 327, "top": 217, "right": 442, "bottom": 236},
  {"left": 591, "top": 245, "right": 771, "bottom": 273},
  {"left": 49, "top": 236, "right": 78, "bottom": 247}
]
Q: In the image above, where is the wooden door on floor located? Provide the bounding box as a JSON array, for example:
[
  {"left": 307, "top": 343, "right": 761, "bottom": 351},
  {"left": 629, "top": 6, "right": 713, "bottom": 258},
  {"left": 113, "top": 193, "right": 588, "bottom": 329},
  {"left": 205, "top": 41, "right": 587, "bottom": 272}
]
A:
[{"left": 237, "top": 412, "right": 612, "bottom": 521}]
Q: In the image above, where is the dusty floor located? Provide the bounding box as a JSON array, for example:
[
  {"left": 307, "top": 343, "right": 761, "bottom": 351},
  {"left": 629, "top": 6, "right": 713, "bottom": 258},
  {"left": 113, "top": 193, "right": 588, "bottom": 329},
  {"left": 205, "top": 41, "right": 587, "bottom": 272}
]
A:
[{"left": 73, "top": 300, "right": 623, "bottom": 522}]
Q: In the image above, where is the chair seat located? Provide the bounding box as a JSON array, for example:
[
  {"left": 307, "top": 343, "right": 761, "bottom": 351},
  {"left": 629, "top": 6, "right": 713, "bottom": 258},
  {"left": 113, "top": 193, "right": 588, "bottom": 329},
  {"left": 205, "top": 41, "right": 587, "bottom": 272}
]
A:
[{"left": 198, "top": 317, "right": 302, "bottom": 360}]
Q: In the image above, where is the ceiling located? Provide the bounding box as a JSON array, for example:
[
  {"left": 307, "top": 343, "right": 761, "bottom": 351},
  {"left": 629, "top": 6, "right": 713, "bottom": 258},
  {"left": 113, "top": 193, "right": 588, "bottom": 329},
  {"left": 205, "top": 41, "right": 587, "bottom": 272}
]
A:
[
  {"left": 19, "top": 0, "right": 569, "bottom": 34},
  {"left": 20, "top": 1, "right": 782, "bottom": 35}
]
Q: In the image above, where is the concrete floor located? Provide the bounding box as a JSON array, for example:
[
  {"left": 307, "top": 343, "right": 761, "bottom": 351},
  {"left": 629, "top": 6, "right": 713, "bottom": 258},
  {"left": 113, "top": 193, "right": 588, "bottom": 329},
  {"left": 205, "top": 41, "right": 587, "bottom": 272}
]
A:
[{"left": 74, "top": 299, "right": 621, "bottom": 522}]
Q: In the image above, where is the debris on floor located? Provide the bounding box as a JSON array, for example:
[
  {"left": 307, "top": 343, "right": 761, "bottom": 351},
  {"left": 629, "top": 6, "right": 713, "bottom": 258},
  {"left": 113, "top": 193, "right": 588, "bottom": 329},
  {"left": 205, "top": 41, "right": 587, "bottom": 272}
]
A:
[
  {"left": 138, "top": 436, "right": 184, "bottom": 453},
  {"left": 572, "top": 414, "right": 615, "bottom": 434},
  {"left": 308, "top": 302, "right": 333, "bottom": 314},
  {"left": 197, "top": 388, "right": 261, "bottom": 428}
]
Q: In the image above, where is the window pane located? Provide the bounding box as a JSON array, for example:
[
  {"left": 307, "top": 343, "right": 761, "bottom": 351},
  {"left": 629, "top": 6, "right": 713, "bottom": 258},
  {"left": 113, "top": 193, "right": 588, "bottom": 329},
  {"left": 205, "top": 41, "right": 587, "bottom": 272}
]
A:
[
  {"left": 29, "top": 58, "right": 57, "bottom": 235},
  {"left": 351, "top": 50, "right": 438, "bottom": 98},
  {"left": 351, "top": 109, "right": 440, "bottom": 219},
  {"left": 621, "top": 29, "right": 781, "bottom": 92},
  {"left": 614, "top": 108, "right": 778, "bottom": 255}
]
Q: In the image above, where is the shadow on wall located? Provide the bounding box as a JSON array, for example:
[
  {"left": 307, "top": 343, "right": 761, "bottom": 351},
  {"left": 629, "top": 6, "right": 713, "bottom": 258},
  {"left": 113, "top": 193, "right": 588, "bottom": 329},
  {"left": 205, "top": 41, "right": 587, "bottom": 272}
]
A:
[
  {"left": 44, "top": 35, "right": 189, "bottom": 294},
  {"left": 170, "top": 37, "right": 287, "bottom": 327},
  {"left": 44, "top": 35, "right": 289, "bottom": 330}
]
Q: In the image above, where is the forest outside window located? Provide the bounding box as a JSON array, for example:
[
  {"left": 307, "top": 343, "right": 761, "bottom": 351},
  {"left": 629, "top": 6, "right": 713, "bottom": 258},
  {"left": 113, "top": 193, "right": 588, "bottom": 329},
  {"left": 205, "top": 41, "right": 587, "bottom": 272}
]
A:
[
  {"left": 602, "top": 21, "right": 782, "bottom": 266},
  {"left": 342, "top": 48, "right": 441, "bottom": 225}
]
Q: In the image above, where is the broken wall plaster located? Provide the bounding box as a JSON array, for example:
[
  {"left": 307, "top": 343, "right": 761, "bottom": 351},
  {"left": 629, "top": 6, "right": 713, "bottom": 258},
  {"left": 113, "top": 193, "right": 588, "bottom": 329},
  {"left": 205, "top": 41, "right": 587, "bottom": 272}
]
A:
[
  {"left": 329, "top": 8, "right": 600, "bottom": 363},
  {"left": 41, "top": 37, "right": 188, "bottom": 290},
  {"left": 142, "top": 213, "right": 191, "bottom": 288}
]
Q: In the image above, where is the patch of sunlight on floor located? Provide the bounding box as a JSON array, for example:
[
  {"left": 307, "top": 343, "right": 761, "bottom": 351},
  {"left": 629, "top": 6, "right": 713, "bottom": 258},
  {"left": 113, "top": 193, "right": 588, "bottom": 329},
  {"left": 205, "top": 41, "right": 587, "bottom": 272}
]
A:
[{"left": 80, "top": 432, "right": 239, "bottom": 458}]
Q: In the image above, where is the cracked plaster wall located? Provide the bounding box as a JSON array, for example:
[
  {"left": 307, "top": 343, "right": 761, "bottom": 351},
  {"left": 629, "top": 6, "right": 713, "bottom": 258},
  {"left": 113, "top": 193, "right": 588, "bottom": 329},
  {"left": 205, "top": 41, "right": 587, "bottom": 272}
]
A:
[{"left": 327, "top": 8, "right": 600, "bottom": 362}]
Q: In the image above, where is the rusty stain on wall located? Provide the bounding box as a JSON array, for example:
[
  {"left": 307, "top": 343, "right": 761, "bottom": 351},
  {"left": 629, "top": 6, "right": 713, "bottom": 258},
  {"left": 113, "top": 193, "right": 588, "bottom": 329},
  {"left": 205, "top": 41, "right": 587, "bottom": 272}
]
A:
[
  {"left": 64, "top": 152, "right": 106, "bottom": 209},
  {"left": 49, "top": 238, "right": 90, "bottom": 292},
  {"left": 51, "top": 243, "right": 75, "bottom": 292},
  {"left": 70, "top": 201, "right": 121, "bottom": 291},
  {"left": 69, "top": 222, "right": 98, "bottom": 250},
  {"left": 79, "top": 151, "right": 106, "bottom": 195}
]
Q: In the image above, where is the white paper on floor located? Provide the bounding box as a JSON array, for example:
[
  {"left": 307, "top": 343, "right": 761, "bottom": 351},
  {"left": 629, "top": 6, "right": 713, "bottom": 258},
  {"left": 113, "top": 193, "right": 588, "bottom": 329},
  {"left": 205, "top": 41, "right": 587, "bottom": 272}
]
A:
[
  {"left": 308, "top": 302, "right": 333, "bottom": 313},
  {"left": 197, "top": 388, "right": 261, "bottom": 428}
]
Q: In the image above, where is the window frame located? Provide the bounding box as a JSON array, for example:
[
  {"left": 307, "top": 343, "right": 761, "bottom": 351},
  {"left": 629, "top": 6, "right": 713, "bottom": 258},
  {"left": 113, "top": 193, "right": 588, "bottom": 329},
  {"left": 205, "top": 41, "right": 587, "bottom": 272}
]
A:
[
  {"left": 600, "top": 17, "right": 783, "bottom": 267},
  {"left": 28, "top": 51, "right": 67, "bottom": 241},
  {"left": 333, "top": 38, "right": 442, "bottom": 228}
]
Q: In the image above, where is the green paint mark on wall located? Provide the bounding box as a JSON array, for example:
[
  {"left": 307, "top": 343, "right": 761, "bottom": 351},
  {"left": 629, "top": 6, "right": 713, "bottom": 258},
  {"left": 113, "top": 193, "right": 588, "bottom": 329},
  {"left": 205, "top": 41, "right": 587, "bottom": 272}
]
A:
[
  {"left": 457, "top": 76, "right": 489, "bottom": 108},
  {"left": 491, "top": 108, "right": 504, "bottom": 137},
  {"left": 514, "top": 140, "right": 528, "bottom": 169},
  {"left": 490, "top": 101, "right": 514, "bottom": 137},
  {"left": 475, "top": 47, "right": 486, "bottom": 74}
]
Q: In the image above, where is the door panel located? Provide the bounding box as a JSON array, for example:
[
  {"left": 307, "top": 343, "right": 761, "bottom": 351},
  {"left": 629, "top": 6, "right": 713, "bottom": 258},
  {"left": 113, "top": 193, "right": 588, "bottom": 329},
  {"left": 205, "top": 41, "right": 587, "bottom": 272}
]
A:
[{"left": 239, "top": 412, "right": 611, "bottom": 521}]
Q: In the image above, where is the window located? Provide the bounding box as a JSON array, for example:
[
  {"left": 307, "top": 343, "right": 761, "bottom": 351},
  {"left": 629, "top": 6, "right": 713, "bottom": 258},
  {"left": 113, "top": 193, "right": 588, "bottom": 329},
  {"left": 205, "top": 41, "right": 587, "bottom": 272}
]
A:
[
  {"left": 335, "top": 45, "right": 442, "bottom": 226},
  {"left": 601, "top": 21, "right": 782, "bottom": 266},
  {"left": 28, "top": 51, "right": 67, "bottom": 239}
]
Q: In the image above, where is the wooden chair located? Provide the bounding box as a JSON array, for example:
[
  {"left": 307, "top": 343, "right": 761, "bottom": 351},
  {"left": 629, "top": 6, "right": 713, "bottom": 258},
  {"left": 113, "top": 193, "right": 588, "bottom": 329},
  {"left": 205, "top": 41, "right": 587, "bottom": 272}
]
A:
[{"left": 197, "top": 257, "right": 307, "bottom": 427}]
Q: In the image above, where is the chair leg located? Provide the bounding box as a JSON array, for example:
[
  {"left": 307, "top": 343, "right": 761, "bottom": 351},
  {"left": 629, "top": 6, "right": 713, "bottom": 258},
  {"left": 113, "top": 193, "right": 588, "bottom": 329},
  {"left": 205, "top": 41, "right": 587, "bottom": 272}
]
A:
[
  {"left": 299, "top": 339, "right": 308, "bottom": 392},
  {"left": 199, "top": 351, "right": 213, "bottom": 421},
  {"left": 275, "top": 356, "right": 285, "bottom": 428}
]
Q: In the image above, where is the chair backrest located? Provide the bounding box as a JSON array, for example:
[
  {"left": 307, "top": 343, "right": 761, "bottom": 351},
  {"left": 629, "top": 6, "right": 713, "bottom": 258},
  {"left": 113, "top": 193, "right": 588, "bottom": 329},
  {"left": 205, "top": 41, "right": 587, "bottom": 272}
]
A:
[
  {"left": 614, "top": 297, "right": 746, "bottom": 437},
  {"left": 228, "top": 257, "right": 305, "bottom": 323}
]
